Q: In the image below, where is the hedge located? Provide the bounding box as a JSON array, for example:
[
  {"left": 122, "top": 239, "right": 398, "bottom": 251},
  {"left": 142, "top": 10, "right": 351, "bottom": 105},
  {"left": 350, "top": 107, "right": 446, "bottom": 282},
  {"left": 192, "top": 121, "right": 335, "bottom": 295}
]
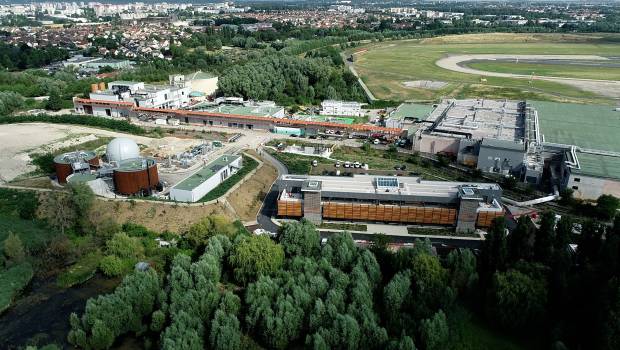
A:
[{"left": 0, "top": 114, "right": 146, "bottom": 135}]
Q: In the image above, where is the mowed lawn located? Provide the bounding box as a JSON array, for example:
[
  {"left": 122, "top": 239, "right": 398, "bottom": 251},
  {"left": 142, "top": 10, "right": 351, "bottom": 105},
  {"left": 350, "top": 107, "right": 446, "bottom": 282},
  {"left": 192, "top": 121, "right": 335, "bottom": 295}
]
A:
[
  {"left": 466, "top": 61, "right": 620, "bottom": 81},
  {"left": 351, "top": 33, "right": 620, "bottom": 103}
]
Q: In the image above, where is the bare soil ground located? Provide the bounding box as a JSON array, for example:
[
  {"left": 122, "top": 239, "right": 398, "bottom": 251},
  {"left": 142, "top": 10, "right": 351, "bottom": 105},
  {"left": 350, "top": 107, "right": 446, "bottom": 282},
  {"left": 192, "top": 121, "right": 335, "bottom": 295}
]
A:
[
  {"left": 0, "top": 123, "right": 202, "bottom": 183},
  {"left": 227, "top": 152, "right": 278, "bottom": 222},
  {"left": 89, "top": 199, "right": 234, "bottom": 233}
]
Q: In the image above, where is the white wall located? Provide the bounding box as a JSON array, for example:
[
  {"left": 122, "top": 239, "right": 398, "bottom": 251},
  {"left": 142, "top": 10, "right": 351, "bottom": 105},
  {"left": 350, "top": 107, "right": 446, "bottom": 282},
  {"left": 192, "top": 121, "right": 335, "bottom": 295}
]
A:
[
  {"left": 567, "top": 174, "right": 620, "bottom": 200},
  {"left": 169, "top": 156, "right": 242, "bottom": 202}
]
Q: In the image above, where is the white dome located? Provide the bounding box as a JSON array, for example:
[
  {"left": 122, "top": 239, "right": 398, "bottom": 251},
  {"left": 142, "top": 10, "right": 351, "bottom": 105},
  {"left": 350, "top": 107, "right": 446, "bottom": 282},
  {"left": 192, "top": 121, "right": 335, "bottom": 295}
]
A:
[{"left": 106, "top": 137, "right": 140, "bottom": 162}]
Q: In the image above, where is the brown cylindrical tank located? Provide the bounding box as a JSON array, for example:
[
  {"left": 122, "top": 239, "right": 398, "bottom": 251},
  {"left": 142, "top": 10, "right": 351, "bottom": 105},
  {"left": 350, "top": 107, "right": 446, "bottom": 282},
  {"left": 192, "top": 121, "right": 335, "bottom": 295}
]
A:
[
  {"left": 53, "top": 151, "right": 98, "bottom": 184},
  {"left": 113, "top": 159, "right": 159, "bottom": 195},
  {"left": 54, "top": 162, "right": 73, "bottom": 184},
  {"left": 98, "top": 82, "right": 106, "bottom": 91},
  {"left": 90, "top": 83, "right": 99, "bottom": 93},
  {"left": 88, "top": 156, "right": 100, "bottom": 169}
]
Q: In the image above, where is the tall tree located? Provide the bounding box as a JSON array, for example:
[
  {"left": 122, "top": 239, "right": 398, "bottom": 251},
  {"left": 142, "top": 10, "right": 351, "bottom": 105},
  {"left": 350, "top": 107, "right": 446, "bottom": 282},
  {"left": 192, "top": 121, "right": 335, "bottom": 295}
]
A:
[
  {"left": 508, "top": 216, "right": 535, "bottom": 263},
  {"left": 229, "top": 235, "right": 284, "bottom": 284},
  {"left": 534, "top": 212, "right": 556, "bottom": 265}
]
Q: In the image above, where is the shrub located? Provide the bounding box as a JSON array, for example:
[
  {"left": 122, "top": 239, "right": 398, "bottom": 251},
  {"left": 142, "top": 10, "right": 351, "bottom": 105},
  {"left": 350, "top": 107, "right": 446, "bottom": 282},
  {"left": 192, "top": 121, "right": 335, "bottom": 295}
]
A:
[{"left": 99, "top": 255, "right": 125, "bottom": 277}]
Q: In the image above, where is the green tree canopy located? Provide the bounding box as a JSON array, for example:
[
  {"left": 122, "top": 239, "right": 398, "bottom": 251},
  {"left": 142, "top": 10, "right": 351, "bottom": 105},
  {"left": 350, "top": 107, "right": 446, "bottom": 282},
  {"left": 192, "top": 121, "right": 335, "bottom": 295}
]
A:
[{"left": 229, "top": 235, "right": 284, "bottom": 284}]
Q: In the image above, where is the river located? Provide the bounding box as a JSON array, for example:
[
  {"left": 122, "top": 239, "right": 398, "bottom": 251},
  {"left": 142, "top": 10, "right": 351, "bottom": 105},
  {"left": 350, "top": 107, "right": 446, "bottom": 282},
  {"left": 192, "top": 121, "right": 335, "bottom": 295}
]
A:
[{"left": 0, "top": 274, "right": 120, "bottom": 349}]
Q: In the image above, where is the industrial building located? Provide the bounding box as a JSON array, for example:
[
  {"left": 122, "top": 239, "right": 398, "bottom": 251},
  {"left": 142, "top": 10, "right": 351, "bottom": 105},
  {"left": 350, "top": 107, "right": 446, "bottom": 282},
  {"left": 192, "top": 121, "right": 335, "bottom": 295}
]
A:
[
  {"left": 169, "top": 71, "right": 219, "bottom": 97},
  {"left": 55, "top": 138, "right": 161, "bottom": 196},
  {"left": 74, "top": 96, "right": 400, "bottom": 137},
  {"left": 75, "top": 80, "right": 191, "bottom": 117},
  {"left": 413, "top": 99, "right": 543, "bottom": 183},
  {"left": 62, "top": 55, "right": 133, "bottom": 71},
  {"left": 276, "top": 174, "right": 504, "bottom": 232},
  {"left": 169, "top": 154, "right": 242, "bottom": 202},
  {"left": 320, "top": 100, "right": 364, "bottom": 117}
]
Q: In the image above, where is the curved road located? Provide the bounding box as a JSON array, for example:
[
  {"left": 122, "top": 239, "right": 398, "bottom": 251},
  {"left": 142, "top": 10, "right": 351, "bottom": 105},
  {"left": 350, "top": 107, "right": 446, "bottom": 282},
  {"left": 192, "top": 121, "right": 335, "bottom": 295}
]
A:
[
  {"left": 436, "top": 54, "right": 620, "bottom": 99},
  {"left": 256, "top": 148, "right": 288, "bottom": 233}
]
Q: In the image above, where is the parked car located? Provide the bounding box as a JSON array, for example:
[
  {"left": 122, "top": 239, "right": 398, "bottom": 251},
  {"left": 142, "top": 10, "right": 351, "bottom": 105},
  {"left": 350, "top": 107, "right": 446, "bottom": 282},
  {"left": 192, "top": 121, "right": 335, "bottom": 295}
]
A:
[
  {"left": 335, "top": 161, "right": 341, "bottom": 168},
  {"left": 353, "top": 161, "right": 361, "bottom": 168},
  {"left": 344, "top": 161, "right": 351, "bottom": 168},
  {"left": 373, "top": 139, "right": 380, "bottom": 145},
  {"left": 312, "top": 160, "right": 318, "bottom": 167}
]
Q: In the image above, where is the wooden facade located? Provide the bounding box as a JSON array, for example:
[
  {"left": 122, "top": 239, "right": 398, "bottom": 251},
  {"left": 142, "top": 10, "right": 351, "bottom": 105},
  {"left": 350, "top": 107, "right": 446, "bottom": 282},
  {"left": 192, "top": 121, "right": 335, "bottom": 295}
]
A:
[
  {"left": 476, "top": 210, "right": 504, "bottom": 228},
  {"left": 277, "top": 200, "right": 302, "bottom": 217},
  {"left": 322, "top": 202, "right": 457, "bottom": 225}
]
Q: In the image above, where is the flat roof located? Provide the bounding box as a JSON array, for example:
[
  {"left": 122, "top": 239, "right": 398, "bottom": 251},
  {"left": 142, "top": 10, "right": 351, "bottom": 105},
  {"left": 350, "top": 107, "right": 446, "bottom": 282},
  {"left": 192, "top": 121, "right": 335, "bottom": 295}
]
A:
[
  {"left": 300, "top": 115, "right": 355, "bottom": 124},
  {"left": 574, "top": 151, "right": 620, "bottom": 181},
  {"left": 194, "top": 104, "right": 282, "bottom": 117},
  {"left": 173, "top": 154, "right": 241, "bottom": 191},
  {"left": 531, "top": 101, "right": 620, "bottom": 153},
  {"left": 279, "top": 174, "right": 501, "bottom": 199},
  {"left": 391, "top": 103, "right": 434, "bottom": 121},
  {"left": 424, "top": 99, "right": 525, "bottom": 142},
  {"left": 116, "top": 158, "right": 156, "bottom": 172},
  {"left": 54, "top": 150, "right": 97, "bottom": 164}
]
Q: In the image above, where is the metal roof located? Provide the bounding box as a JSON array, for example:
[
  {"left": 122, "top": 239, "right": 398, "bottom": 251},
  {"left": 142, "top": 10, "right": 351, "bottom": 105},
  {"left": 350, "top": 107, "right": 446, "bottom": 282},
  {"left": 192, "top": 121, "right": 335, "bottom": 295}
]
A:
[{"left": 173, "top": 154, "right": 241, "bottom": 191}]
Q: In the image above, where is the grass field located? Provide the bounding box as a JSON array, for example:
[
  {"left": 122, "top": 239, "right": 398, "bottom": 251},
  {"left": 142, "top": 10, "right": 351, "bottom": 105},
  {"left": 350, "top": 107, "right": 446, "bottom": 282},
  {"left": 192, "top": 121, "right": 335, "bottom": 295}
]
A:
[
  {"left": 350, "top": 33, "right": 620, "bottom": 103},
  {"left": 466, "top": 60, "right": 620, "bottom": 81}
]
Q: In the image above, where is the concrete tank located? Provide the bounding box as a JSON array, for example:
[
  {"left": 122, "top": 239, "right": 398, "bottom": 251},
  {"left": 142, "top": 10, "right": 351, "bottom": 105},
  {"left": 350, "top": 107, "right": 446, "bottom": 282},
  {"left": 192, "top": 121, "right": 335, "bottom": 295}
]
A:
[
  {"left": 98, "top": 82, "right": 106, "bottom": 91},
  {"left": 90, "top": 83, "right": 99, "bottom": 93}
]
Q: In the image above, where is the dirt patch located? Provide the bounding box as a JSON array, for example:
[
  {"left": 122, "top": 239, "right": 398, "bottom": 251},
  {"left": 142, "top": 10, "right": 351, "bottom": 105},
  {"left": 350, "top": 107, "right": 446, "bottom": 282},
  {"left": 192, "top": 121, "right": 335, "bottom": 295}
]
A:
[
  {"left": 0, "top": 123, "right": 203, "bottom": 183},
  {"left": 89, "top": 199, "right": 234, "bottom": 233},
  {"left": 227, "top": 154, "right": 278, "bottom": 222},
  {"left": 402, "top": 80, "right": 448, "bottom": 90}
]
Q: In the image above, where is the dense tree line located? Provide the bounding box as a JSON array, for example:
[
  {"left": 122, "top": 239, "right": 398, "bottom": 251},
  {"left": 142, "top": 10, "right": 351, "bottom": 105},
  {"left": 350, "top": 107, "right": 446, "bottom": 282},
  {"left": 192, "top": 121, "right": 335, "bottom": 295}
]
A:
[
  {"left": 67, "top": 219, "right": 481, "bottom": 349},
  {"left": 218, "top": 54, "right": 365, "bottom": 105},
  {"left": 0, "top": 114, "right": 146, "bottom": 135},
  {"left": 479, "top": 213, "right": 620, "bottom": 349},
  {"left": 0, "top": 43, "right": 68, "bottom": 70}
]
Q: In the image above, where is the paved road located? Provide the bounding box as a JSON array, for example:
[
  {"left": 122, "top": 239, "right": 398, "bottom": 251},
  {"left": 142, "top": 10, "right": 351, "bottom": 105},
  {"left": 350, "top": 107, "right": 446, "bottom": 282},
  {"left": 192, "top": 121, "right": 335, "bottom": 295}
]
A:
[
  {"left": 256, "top": 147, "right": 288, "bottom": 233},
  {"left": 436, "top": 54, "right": 620, "bottom": 99},
  {"left": 342, "top": 52, "right": 377, "bottom": 101}
]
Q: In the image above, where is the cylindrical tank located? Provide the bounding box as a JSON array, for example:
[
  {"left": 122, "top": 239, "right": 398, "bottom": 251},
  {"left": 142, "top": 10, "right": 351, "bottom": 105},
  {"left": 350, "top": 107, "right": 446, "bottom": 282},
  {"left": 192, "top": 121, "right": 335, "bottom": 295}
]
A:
[
  {"left": 113, "top": 158, "right": 159, "bottom": 195},
  {"left": 53, "top": 151, "right": 98, "bottom": 184},
  {"left": 90, "top": 83, "right": 98, "bottom": 93},
  {"left": 98, "top": 82, "right": 106, "bottom": 91}
]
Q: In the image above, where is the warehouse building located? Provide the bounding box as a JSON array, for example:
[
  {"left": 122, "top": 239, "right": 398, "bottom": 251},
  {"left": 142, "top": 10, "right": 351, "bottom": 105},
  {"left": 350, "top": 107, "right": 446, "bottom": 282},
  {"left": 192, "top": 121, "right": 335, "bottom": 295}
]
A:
[
  {"left": 551, "top": 146, "right": 620, "bottom": 200},
  {"left": 276, "top": 174, "right": 504, "bottom": 232},
  {"left": 413, "top": 99, "right": 543, "bottom": 183},
  {"left": 169, "top": 154, "right": 242, "bottom": 202}
]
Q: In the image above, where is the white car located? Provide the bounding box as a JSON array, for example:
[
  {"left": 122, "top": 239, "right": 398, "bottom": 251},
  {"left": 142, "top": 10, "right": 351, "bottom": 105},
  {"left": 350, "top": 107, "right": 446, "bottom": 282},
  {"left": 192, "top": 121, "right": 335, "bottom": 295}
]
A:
[
  {"left": 344, "top": 161, "right": 351, "bottom": 168},
  {"left": 353, "top": 161, "right": 361, "bottom": 168},
  {"left": 373, "top": 139, "right": 380, "bottom": 145},
  {"left": 335, "top": 161, "right": 341, "bottom": 168}
]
